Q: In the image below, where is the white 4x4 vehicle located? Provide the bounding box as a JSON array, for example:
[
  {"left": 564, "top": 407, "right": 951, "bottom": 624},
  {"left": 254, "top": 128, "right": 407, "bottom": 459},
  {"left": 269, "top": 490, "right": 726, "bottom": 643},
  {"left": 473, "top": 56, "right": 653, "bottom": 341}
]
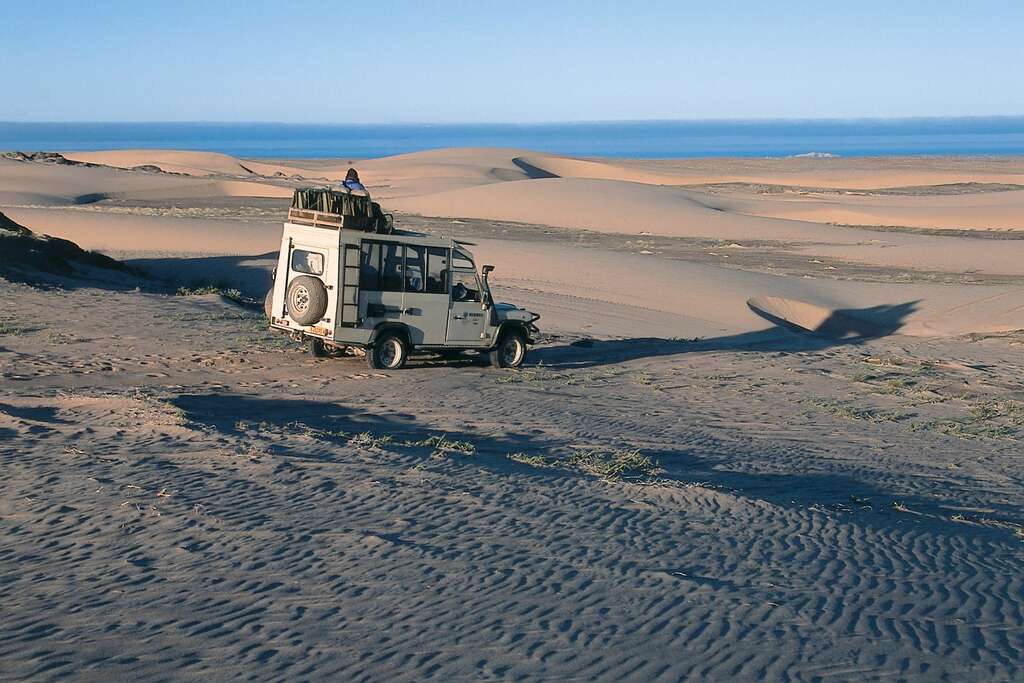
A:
[{"left": 265, "top": 189, "right": 540, "bottom": 369}]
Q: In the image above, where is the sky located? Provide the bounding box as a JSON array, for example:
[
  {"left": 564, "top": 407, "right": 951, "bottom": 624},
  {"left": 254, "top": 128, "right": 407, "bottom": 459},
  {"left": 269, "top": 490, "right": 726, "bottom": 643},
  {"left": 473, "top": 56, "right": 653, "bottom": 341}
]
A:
[{"left": 1, "top": 1, "right": 1022, "bottom": 123}]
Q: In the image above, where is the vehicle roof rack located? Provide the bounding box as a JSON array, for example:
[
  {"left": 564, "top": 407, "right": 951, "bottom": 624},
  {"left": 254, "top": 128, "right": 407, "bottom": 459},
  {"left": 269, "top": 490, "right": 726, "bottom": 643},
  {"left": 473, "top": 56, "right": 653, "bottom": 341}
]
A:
[{"left": 288, "top": 186, "right": 376, "bottom": 231}]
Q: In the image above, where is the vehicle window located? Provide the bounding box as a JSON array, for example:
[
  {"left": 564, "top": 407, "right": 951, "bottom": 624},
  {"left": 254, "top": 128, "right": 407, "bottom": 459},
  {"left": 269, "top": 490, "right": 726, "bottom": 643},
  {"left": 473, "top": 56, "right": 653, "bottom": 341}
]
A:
[
  {"left": 451, "top": 271, "right": 481, "bottom": 302},
  {"left": 291, "top": 248, "right": 324, "bottom": 276},
  {"left": 403, "top": 245, "right": 425, "bottom": 293},
  {"left": 360, "top": 241, "right": 381, "bottom": 290},
  {"left": 426, "top": 247, "right": 449, "bottom": 294},
  {"left": 380, "top": 243, "right": 403, "bottom": 292},
  {"left": 361, "top": 240, "right": 438, "bottom": 294},
  {"left": 452, "top": 249, "right": 474, "bottom": 270}
]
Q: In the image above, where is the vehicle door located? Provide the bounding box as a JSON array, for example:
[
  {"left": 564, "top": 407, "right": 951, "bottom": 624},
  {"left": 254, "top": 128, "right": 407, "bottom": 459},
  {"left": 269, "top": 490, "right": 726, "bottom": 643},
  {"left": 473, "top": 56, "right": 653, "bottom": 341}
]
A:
[
  {"left": 399, "top": 245, "right": 450, "bottom": 345},
  {"left": 283, "top": 243, "right": 333, "bottom": 332},
  {"left": 446, "top": 268, "right": 486, "bottom": 345},
  {"left": 359, "top": 240, "right": 405, "bottom": 328}
]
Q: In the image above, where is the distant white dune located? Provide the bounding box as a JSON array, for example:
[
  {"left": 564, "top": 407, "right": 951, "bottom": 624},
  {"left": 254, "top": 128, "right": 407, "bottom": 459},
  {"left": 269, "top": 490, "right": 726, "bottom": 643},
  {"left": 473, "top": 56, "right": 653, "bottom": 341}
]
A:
[{"left": 788, "top": 152, "right": 839, "bottom": 158}]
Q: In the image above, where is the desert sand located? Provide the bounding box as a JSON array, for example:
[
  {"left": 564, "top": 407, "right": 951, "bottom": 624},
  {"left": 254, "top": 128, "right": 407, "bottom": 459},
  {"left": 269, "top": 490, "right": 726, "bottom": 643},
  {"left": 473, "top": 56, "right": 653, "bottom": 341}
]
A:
[{"left": 1, "top": 148, "right": 1022, "bottom": 681}]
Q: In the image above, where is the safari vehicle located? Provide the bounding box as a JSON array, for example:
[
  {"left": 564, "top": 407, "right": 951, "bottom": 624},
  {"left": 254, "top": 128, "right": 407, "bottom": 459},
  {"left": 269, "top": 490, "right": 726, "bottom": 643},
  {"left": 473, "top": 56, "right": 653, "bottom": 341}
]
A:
[{"left": 265, "top": 188, "right": 540, "bottom": 370}]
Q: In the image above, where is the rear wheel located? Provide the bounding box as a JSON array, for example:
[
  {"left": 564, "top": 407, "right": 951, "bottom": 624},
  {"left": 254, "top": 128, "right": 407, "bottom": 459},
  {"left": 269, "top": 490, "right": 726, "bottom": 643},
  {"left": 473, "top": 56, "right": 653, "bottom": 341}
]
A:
[
  {"left": 306, "top": 337, "right": 327, "bottom": 358},
  {"left": 367, "top": 333, "right": 407, "bottom": 370},
  {"left": 264, "top": 288, "right": 274, "bottom": 319},
  {"left": 490, "top": 329, "right": 527, "bottom": 368}
]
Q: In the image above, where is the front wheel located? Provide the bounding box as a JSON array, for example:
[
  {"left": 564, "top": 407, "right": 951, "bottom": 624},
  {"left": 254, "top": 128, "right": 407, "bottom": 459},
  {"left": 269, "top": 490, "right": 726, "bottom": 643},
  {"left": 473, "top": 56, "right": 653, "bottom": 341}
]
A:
[
  {"left": 490, "top": 329, "right": 527, "bottom": 368},
  {"left": 367, "top": 333, "right": 407, "bottom": 370}
]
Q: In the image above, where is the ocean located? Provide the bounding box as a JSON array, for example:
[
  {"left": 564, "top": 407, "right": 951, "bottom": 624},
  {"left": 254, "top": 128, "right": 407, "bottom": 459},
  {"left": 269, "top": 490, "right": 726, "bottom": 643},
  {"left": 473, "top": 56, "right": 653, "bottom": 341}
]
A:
[{"left": 1, "top": 118, "right": 1023, "bottom": 159}]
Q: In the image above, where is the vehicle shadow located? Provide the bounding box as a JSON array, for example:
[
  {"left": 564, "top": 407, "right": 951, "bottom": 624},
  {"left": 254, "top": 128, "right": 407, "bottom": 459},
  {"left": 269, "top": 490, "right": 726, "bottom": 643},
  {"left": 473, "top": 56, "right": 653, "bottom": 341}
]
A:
[{"left": 532, "top": 301, "right": 919, "bottom": 369}]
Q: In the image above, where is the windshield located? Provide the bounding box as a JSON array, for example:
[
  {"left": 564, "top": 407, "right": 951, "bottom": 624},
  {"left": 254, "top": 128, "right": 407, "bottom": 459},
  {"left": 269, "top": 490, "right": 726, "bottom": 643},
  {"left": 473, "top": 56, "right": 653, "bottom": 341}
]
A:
[{"left": 452, "top": 249, "right": 475, "bottom": 270}]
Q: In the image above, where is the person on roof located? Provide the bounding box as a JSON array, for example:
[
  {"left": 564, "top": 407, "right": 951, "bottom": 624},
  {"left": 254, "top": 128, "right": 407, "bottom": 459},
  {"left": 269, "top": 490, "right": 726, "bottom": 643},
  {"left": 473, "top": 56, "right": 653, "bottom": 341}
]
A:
[{"left": 342, "top": 168, "right": 367, "bottom": 193}]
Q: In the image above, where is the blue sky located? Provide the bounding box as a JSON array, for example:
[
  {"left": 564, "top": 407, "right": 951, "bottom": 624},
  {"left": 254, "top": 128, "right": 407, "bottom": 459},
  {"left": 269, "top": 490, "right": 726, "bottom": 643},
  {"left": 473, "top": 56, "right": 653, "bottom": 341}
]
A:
[{"left": 2, "top": 1, "right": 1022, "bottom": 122}]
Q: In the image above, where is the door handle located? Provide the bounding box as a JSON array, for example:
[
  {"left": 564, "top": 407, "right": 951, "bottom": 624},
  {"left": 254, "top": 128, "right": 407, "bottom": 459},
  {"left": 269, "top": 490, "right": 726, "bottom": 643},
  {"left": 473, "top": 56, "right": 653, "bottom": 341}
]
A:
[{"left": 453, "top": 314, "right": 466, "bottom": 320}]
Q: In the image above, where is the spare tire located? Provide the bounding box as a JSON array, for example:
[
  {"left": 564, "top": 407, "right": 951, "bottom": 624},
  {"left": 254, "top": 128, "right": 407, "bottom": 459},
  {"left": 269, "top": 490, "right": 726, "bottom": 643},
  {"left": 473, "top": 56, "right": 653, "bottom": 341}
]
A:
[{"left": 286, "top": 275, "right": 328, "bottom": 326}]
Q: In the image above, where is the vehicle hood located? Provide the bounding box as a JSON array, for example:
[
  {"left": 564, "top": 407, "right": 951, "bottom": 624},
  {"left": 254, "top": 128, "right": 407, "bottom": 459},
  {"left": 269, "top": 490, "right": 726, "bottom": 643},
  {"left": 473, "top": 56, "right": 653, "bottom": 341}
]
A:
[{"left": 494, "top": 302, "right": 539, "bottom": 323}]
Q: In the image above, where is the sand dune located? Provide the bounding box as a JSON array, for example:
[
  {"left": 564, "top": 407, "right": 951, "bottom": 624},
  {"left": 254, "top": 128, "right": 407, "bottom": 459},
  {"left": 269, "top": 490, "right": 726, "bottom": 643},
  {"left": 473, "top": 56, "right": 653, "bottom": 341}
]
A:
[
  {"left": 471, "top": 239, "right": 1024, "bottom": 338},
  {"left": 706, "top": 189, "right": 1024, "bottom": 231},
  {"left": 388, "top": 176, "right": 859, "bottom": 241},
  {"left": 503, "top": 151, "right": 1024, "bottom": 190},
  {"left": 2, "top": 207, "right": 281, "bottom": 255},
  {"left": 62, "top": 147, "right": 536, "bottom": 195},
  {"left": 64, "top": 149, "right": 265, "bottom": 176},
  {"left": 610, "top": 155, "right": 1024, "bottom": 189},
  {"left": 55, "top": 146, "right": 1024, "bottom": 195},
  {"left": 8, "top": 203, "right": 1021, "bottom": 338},
  {"left": 357, "top": 147, "right": 532, "bottom": 199},
  {"left": 47, "top": 148, "right": 1024, "bottom": 233},
  {"left": 386, "top": 175, "right": 1024, "bottom": 280},
  {"left": 513, "top": 153, "right": 687, "bottom": 185},
  {"left": 6, "top": 148, "right": 1024, "bottom": 336},
  {"left": 374, "top": 150, "right": 1024, "bottom": 277},
  {"left": 0, "top": 157, "right": 291, "bottom": 205},
  {"left": 63, "top": 149, "right": 347, "bottom": 181}
]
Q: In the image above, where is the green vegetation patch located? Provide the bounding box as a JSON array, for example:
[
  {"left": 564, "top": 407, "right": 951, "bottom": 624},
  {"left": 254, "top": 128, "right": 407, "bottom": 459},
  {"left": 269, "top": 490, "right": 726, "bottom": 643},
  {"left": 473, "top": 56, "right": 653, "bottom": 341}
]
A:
[{"left": 176, "top": 285, "right": 244, "bottom": 302}]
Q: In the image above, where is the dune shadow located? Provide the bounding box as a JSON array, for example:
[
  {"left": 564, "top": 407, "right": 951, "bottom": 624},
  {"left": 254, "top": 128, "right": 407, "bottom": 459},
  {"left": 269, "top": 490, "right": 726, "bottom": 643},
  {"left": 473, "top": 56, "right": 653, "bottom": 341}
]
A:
[
  {"left": 511, "top": 157, "right": 560, "bottom": 179},
  {"left": 169, "top": 393, "right": 552, "bottom": 465},
  {"left": 533, "top": 300, "right": 919, "bottom": 369},
  {"left": 640, "top": 444, "right": 1019, "bottom": 536},
  {"left": 172, "top": 393, "right": 381, "bottom": 437},
  {"left": 128, "top": 252, "right": 278, "bottom": 297},
  {"left": 652, "top": 445, "right": 890, "bottom": 505},
  {"left": 0, "top": 267, "right": 148, "bottom": 293},
  {"left": 165, "top": 392, "right": 1009, "bottom": 541},
  {"left": 0, "top": 402, "right": 71, "bottom": 424},
  {"left": 5, "top": 250, "right": 280, "bottom": 296},
  {"left": 0, "top": 209, "right": 147, "bottom": 292}
]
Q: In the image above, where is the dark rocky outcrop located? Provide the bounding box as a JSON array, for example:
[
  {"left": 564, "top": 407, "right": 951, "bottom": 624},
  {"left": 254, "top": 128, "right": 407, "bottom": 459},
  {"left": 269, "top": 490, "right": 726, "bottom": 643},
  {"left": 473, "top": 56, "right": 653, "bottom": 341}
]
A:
[
  {"left": 0, "top": 211, "right": 136, "bottom": 277},
  {"left": 1, "top": 151, "right": 101, "bottom": 167}
]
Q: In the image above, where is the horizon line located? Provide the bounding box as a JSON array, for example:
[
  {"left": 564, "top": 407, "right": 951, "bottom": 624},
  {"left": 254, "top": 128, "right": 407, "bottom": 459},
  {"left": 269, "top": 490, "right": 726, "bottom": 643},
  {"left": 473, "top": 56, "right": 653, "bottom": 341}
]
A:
[{"left": 3, "top": 114, "right": 1024, "bottom": 127}]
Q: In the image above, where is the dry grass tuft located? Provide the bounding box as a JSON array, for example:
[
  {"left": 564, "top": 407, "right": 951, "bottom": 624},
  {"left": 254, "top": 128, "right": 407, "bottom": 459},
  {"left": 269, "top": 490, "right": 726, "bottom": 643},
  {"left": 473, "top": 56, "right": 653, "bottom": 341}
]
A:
[
  {"left": 348, "top": 432, "right": 394, "bottom": 450},
  {"left": 568, "top": 448, "right": 663, "bottom": 481},
  {"left": 507, "top": 452, "right": 555, "bottom": 468},
  {"left": 404, "top": 434, "right": 475, "bottom": 458}
]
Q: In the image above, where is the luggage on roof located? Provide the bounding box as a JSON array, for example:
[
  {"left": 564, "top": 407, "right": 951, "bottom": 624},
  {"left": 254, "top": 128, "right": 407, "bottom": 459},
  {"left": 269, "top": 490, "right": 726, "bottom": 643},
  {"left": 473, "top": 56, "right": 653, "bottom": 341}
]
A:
[
  {"left": 291, "top": 187, "right": 372, "bottom": 217},
  {"left": 288, "top": 187, "right": 392, "bottom": 233}
]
